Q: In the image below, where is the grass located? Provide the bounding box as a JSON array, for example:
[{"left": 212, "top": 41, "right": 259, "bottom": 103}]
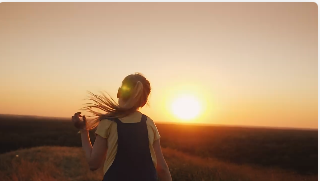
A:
[
  {"left": 0, "top": 114, "right": 317, "bottom": 180},
  {"left": 0, "top": 147, "right": 103, "bottom": 181},
  {"left": 157, "top": 123, "right": 318, "bottom": 175},
  {"left": 0, "top": 146, "right": 317, "bottom": 181},
  {"left": 163, "top": 148, "right": 317, "bottom": 181}
]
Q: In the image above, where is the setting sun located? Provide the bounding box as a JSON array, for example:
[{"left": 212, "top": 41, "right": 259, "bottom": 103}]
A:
[{"left": 171, "top": 94, "right": 202, "bottom": 121}]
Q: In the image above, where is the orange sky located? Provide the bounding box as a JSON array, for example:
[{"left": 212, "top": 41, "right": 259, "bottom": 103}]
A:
[{"left": 0, "top": 2, "right": 317, "bottom": 129}]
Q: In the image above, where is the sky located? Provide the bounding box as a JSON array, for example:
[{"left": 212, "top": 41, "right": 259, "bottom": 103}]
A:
[{"left": 0, "top": 2, "right": 318, "bottom": 129}]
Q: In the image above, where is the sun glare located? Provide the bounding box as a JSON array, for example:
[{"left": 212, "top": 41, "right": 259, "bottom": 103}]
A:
[{"left": 171, "top": 94, "right": 201, "bottom": 121}]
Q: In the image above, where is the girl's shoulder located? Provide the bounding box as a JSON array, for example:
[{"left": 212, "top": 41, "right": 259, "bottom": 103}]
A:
[
  {"left": 99, "top": 118, "right": 117, "bottom": 126},
  {"left": 95, "top": 119, "right": 116, "bottom": 138},
  {"left": 145, "top": 115, "right": 158, "bottom": 128},
  {"left": 145, "top": 115, "right": 154, "bottom": 123}
]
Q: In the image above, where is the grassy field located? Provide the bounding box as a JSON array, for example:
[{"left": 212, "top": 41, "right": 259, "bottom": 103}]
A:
[
  {"left": 0, "top": 114, "right": 317, "bottom": 181},
  {"left": 0, "top": 146, "right": 317, "bottom": 181},
  {"left": 157, "top": 123, "right": 318, "bottom": 175}
]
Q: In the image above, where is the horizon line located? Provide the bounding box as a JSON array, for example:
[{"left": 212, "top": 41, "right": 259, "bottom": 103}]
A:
[{"left": 0, "top": 113, "right": 317, "bottom": 131}]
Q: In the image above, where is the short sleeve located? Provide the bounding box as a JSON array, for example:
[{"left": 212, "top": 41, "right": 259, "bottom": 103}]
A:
[
  {"left": 147, "top": 117, "right": 161, "bottom": 141},
  {"left": 95, "top": 119, "right": 113, "bottom": 139}
]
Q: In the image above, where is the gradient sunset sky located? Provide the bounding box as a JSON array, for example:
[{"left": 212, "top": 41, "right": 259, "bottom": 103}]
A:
[{"left": 0, "top": 2, "right": 317, "bottom": 129}]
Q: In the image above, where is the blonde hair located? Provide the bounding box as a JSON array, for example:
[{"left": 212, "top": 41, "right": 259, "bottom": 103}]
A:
[{"left": 83, "top": 73, "right": 151, "bottom": 130}]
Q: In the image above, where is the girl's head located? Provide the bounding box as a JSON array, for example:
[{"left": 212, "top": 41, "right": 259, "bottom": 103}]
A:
[
  {"left": 117, "top": 73, "right": 151, "bottom": 109},
  {"left": 84, "top": 73, "right": 151, "bottom": 130}
]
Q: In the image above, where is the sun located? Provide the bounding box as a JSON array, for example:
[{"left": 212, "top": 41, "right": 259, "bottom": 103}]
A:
[{"left": 171, "top": 94, "right": 202, "bottom": 121}]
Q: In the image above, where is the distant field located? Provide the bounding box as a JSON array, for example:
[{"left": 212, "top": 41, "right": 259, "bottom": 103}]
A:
[
  {"left": 157, "top": 123, "right": 318, "bottom": 175},
  {"left": 0, "top": 114, "right": 317, "bottom": 179}
]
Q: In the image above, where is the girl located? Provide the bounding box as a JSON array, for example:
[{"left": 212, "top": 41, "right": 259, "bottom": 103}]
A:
[{"left": 71, "top": 73, "right": 172, "bottom": 181}]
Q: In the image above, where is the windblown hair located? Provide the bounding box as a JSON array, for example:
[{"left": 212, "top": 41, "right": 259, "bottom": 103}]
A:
[{"left": 83, "top": 73, "right": 151, "bottom": 130}]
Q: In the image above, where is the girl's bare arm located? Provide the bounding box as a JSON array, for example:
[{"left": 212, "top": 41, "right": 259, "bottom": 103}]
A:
[
  {"left": 80, "top": 130, "right": 107, "bottom": 171},
  {"left": 72, "top": 112, "right": 107, "bottom": 171},
  {"left": 153, "top": 139, "right": 172, "bottom": 181}
]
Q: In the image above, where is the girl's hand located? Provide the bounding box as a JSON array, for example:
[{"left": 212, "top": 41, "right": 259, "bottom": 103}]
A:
[{"left": 72, "top": 112, "right": 87, "bottom": 130}]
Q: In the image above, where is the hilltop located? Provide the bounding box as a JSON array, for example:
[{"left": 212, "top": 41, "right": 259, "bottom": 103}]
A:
[{"left": 0, "top": 146, "right": 317, "bottom": 181}]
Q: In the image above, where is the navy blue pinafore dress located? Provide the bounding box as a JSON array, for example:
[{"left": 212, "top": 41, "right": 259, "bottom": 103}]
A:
[{"left": 102, "top": 114, "right": 158, "bottom": 181}]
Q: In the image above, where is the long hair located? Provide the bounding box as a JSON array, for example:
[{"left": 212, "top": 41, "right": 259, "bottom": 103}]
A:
[{"left": 82, "top": 73, "right": 151, "bottom": 130}]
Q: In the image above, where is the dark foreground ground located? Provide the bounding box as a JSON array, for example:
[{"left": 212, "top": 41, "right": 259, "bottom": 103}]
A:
[{"left": 0, "top": 114, "right": 317, "bottom": 177}]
